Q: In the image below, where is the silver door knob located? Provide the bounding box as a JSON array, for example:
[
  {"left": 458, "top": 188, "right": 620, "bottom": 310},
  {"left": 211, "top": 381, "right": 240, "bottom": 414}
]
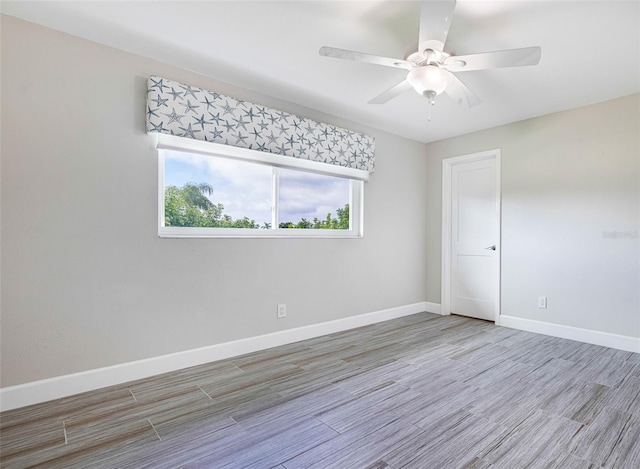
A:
[{"left": 485, "top": 245, "right": 496, "bottom": 251}]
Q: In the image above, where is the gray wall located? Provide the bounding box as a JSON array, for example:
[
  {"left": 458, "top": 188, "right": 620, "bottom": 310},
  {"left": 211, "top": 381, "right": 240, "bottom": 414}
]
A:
[
  {"left": 425, "top": 94, "right": 640, "bottom": 338},
  {"left": 0, "top": 16, "right": 428, "bottom": 387}
]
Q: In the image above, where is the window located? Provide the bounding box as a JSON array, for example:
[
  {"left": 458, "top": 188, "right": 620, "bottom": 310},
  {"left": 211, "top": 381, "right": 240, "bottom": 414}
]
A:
[{"left": 157, "top": 134, "right": 365, "bottom": 238}]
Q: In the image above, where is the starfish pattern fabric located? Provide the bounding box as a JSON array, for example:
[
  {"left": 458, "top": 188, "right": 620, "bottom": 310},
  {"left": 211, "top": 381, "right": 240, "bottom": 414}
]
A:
[{"left": 147, "top": 76, "right": 375, "bottom": 173}]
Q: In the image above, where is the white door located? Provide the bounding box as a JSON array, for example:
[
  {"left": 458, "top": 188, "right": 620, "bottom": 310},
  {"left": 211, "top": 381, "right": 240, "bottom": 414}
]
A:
[{"left": 443, "top": 151, "right": 500, "bottom": 322}]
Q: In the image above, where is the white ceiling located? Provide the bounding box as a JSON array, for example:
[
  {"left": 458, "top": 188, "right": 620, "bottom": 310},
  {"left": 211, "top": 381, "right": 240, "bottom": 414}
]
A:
[{"left": 2, "top": 0, "right": 639, "bottom": 143}]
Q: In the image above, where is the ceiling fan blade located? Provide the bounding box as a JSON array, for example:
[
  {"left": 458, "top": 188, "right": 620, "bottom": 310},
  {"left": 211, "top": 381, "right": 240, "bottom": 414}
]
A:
[
  {"left": 319, "top": 46, "right": 413, "bottom": 70},
  {"left": 443, "top": 46, "right": 542, "bottom": 72},
  {"left": 368, "top": 79, "right": 413, "bottom": 104},
  {"left": 418, "top": 0, "right": 457, "bottom": 52},
  {"left": 444, "top": 74, "right": 481, "bottom": 108}
]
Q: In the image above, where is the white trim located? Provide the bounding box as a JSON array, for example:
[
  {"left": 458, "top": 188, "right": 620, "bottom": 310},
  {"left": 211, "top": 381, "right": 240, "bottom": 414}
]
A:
[
  {"left": 0, "top": 302, "right": 428, "bottom": 412},
  {"left": 159, "top": 226, "right": 362, "bottom": 239},
  {"left": 500, "top": 315, "right": 640, "bottom": 353},
  {"left": 441, "top": 149, "right": 501, "bottom": 322},
  {"left": 156, "top": 133, "right": 370, "bottom": 182},
  {"left": 158, "top": 148, "right": 166, "bottom": 232},
  {"left": 424, "top": 302, "right": 443, "bottom": 315},
  {"left": 351, "top": 180, "right": 364, "bottom": 237},
  {"left": 272, "top": 167, "right": 279, "bottom": 229}
]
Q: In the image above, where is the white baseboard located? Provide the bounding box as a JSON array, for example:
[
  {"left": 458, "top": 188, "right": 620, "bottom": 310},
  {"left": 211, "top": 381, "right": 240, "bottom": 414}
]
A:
[
  {"left": 0, "top": 302, "right": 428, "bottom": 412},
  {"left": 500, "top": 315, "right": 640, "bottom": 353},
  {"left": 424, "top": 301, "right": 442, "bottom": 315}
]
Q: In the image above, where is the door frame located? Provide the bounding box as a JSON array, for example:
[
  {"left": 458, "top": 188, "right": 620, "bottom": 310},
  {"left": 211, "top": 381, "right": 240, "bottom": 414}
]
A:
[{"left": 441, "top": 149, "right": 502, "bottom": 324}]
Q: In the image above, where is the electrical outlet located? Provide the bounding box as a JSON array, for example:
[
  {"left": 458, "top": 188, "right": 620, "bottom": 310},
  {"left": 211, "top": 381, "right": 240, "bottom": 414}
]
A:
[
  {"left": 277, "top": 304, "right": 287, "bottom": 318},
  {"left": 537, "top": 296, "right": 547, "bottom": 309}
]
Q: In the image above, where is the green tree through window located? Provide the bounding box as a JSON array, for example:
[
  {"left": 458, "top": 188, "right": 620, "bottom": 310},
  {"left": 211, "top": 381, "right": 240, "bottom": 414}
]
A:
[{"left": 165, "top": 183, "right": 349, "bottom": 230}]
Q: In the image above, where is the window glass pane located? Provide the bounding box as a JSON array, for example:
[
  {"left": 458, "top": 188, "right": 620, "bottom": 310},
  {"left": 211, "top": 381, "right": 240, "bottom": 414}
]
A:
[
  {"left": 163, "top": 150, "right": 272, "bottom": 228},
  {"left": 159, "top": 141, "right": 363, "bottom": 238},
  {"left": 278, "top": 168, "right": 350, "bottom": 229}
]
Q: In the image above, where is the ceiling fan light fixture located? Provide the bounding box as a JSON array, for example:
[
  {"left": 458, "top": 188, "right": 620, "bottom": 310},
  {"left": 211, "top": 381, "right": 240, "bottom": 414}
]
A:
[{"left": 407, "top": 65, "right": 453, "bottom": 98}]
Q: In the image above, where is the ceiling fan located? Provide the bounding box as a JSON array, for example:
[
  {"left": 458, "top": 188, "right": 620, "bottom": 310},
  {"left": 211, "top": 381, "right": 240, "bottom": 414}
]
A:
[{"left": 319, "top": 0, "right": 541, "bottom": 112}]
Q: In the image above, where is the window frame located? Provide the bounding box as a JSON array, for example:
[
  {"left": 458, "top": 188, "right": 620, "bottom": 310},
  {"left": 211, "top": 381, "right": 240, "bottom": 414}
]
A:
[{"left": 156, "top": 134, "right": 366, "bottom": 238}]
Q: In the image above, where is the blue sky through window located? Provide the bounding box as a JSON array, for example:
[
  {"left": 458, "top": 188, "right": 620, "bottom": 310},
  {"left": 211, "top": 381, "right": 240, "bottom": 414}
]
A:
[
  {"left": 279, "top": 168, "right": 349, "bottom": 224},
  {"left": 164, "top": 151, "right": 349, "bottom": 226}
]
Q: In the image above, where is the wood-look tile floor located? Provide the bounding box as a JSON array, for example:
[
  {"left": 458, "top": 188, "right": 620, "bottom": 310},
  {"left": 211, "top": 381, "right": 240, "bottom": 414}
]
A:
[{"left": 1, "top": 313, "right": 639, "bottom": 468}]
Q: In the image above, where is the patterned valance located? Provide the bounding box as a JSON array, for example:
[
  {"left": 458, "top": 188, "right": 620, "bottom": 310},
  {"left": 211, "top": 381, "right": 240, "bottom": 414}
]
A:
[{"left": 146, "top": 76, "right": 375, "bottom": 173}]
